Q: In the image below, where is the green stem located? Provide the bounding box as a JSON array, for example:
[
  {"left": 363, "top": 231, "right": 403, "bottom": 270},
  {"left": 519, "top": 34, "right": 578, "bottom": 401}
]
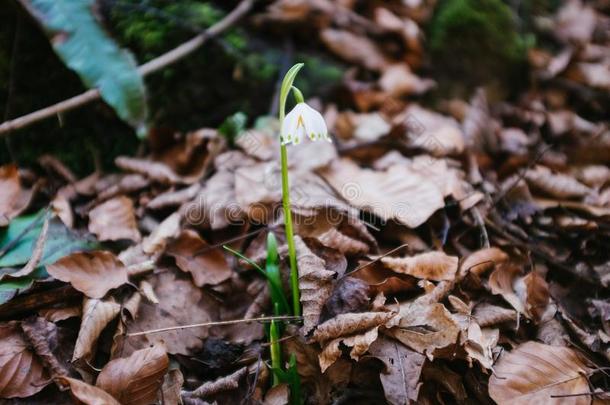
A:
[
  {"left": 270, "top": 319, "right": 282, "bottom": 386},
  {"left": 278, "top": 63, "right": 304, "bottom": 317}
]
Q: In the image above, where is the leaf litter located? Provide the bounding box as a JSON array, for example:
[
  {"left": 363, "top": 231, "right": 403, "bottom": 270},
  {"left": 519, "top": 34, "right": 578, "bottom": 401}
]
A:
[{"left": 2, "top": 0, "right": 610, "bottom": 403}]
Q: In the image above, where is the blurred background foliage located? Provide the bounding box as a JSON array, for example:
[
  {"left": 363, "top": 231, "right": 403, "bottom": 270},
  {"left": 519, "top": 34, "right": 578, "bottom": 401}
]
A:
[{"left": 0, "top": 0, "right": 542, "bottom": 175}]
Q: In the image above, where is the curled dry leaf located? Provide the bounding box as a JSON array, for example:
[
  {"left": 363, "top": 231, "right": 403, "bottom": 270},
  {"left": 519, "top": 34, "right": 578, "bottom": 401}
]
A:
[
  {"left": 47, "top": 251, "right": 128, "bottom": 299},
  {"left": 0, "top": 164, "right": 34, "bottom": 226},
  {"left": 380, "top": 251, "right": 459, "bottom": 281},
  {"left": 459, "top": 247, "right": 509, "bottom": 277},
  {"left": 320, "top": 158, "right": 444, "bottom": 228},
  {"left": 161, "top": 368, "right": 184, "bottom": 405},
  {"left": 312, "top": 311, "right": 396, "bottom": 343},
  {"left": 463, "top": 322, "right": 499, "bottom": 370},
  {"left": 96, "top": 342, "right": 169, "bottom": 405},
  {"left": 489, "top": 341, "right": 592, "bottom": 405},
  {"left": 72, "top": 298, "right": 121, "bottom": 363},
  {"left": 368, "top": 335, "right": 425, "bottom": 405},
  {"left": 115, "top": 156, "right": 183, "bottom": 185},
  {"left": 319, "top": 326, "right": 380, "bottom": 372},
  {"left": 183, "top": 366, "right": 247, "bottom": 399},
  {"left": 57, "top": 376, "right": 120, "bottom": 405},
  {"left": 296, "top": 236, "right": 337, "bottom": 335},
  {"left": 187, "top": 170, "right": 243, "bottom": 230},
  {"left": 352, "top": 262, "right": 418, "bottom": 295},
  {"left": 20, "top": 317, "right": 69, "bottom": 380},
  {"left": 39, "top": 306, "right": 81, "bottom": 322},
  {"left": 88, "top": 196, "right": 141, "bottom": 242},
  {"left": 0, "top": 322, "right": 50, "bottom": 398},
  {"left": 166, "top": 229, "right": 232, "bottom": 287},
  {"left": 390, "top": 302, "right": 461, "bottom": 357},
  {"left": 473, "top": 303, "right": 517, "bottom": 328},
  {"left": 489, "top": 265, "right": 549, "bottom": 322},
  {"left": 142, "top": 212, "right": 181, "bottom": 256},
  {"left": 525, "top": 165, "right": 591, "bottom": 199},
  {"left": 147, "top": 183, "right": 201, "bottom": 210}
]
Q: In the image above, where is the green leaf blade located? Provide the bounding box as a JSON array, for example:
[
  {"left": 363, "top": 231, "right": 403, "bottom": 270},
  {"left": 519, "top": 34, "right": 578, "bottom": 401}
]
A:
[{"left": 22, "top": 0, "right": 147, "bottom": 131}]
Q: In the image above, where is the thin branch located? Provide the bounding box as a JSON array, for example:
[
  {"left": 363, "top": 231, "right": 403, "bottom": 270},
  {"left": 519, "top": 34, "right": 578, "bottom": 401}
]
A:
[
  {"left": 0, "top": 0, "right": 255, "bottom": 136},
  {"left": 125, "top": 315, "right": 303, "bottom": 337}
]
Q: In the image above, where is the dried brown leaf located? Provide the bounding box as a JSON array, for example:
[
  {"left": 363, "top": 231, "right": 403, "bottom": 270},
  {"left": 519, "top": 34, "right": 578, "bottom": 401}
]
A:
[
  {"left": 320, "top": 158, "right": 445, "bottom": 228},
  {"left": 161, "top": 368, "right": 184, "bottom": 405},
  {"left": 391, "top": 303, "right": 461, "bottom": 356},
  {"left": 166, "top": 229, "right": 232, "bottom": 287},
  {"left": 96, "top": 342, "right": 169, "bottom": 405},
  {"left": 296, "top": 236, "right": 337, "bottom": 335},
  {"left": 0, "top": 164, "right": 34, "bottom": 226},
  {"left": 525, "top": 165, "right": 591, "bottom": 199},
  {"left": 39, "top": 306, "right": 81, "bottom": 322},
  {"left": 489, "top": 341, "right": 591, "bottom": 405},
  {"left": 21, "top": 317, "right": 68, "bottom": 380},
  {"left": 319, "top": 326, "right": 380, "bottom": 372},
  {"left": 320, "top": 29, "right": 389, "bottom": 72},
  {"left": 489, "top": 265, "right": 549, "bottom": 322},
  {"left": 115, "top": 156, "right": 183, "bottom": 184},
  {"left": 147, "top": 183, "right": 201, "bottom": 210},
  {"left": 183, "top": 366, "right": 247, "bottom": 399},
  {"left": 88, "top": 196, "right": 141, "bottom": 242},
  {"left": 58, "top": 376, "right": 120, "bottom": 405},
  {"left": 264, "top": 383, "right": 289, "bottom": 405},
  {"left": 472, "top": 303, "right": 517, "bottom": 328},
  {"left": 186, "top": 170, "right": 243, "bottom": 229},
  {"left": 402, "top": 105, "right": 465, "bottom": 156},
  {"left": 380, "top": 251, "right": 458, "bottom": 281},
  {"left": 369, "top": 335, "right": 425, "bottom": 405},
  {"left": 47, "top": 251, "right": 128, "bottom": 299},
  {"left": 459, "top": 247, "right": 509, "bottom": 277},
  {"left": 0, "top": 322, "right": 50, "bottom": 398},
  {"left": 312, "top": 311, "right": 396, "bottom": 343},
  {"left": 122, "top": 271, "right": 216, "bottom": 355},
  {"left": 72, "top": 298, "right": 121, "bottom": 362},
  {"left": 142, "top": 212, "right": 182, "bottom": 256}
]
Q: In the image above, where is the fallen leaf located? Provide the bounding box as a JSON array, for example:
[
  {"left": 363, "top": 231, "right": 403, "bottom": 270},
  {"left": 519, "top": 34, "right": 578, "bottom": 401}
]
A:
[
  {"left": 472, "top": 303, "right": 517, "bottom": 327},
  {"left": 9, "top": 215, "right": 50, "bottom": 278},
  {"left": 313, "top": 311, "right": 396, "bottom": 343},
  {"left": 320, "top": 29, "right": 389, "bottom": 71},
  {"left": 0, "top": 165, "right": 34, "bottom": 227},
  {"left": 390, "top": 302, "right": 461, "bottom": 357},
  {"left": 122, "top": 271, "right": 217, "bottom": 355},
  {"left": 296, "top": 236, "right": 337, "bottom": 335},
  {"left": 463, "top": 322, "right": 499, "bottom": 370},
  {"left": 459, "top": 247, "right": 509, "bottom": 277},
  {"left": 351, "top": 261, "right": 418, "bottom": 295},
  {"left": 88, "top": 196, "right": 140, "bottom": 242},
  {"left": 147, "top": 183, "right": 201, "bottom": 210},
  {"left": 380, "top": 251, "right": 459, "bottom": 281},
  {"left": 489, "top": 264, "right": 549, "bottom": 321},
  {"left": 166, "top": 229, "right": 232, "bottom": 287},
  {"left": 183, "top": 366, "right": 247, "bottom": 399},
  {"left": 160, "top": 368, "right": 184, "bottom": 405},
  {"left": 369, "top": 335, "right": 425, "bottom": 405},
  {"left": 57, "top": 376, "right": 120, "bottom": 405},
  {"left": 39, "top": 306, "right": 81, "bottom": 322},
  {"left": 555, "top": 0, "right": 597, "bottom": 44},
  {"left": 0, "top": 322, "right": 50, "bottom": 398},
  {"left": 96, "top": 342, "right": 169, "bottom": 405},
  {"left": 379, "top": 64, "right": 434, "bottom": 97},
  {"left": 525, "top": 165, "right": 591, "bottom": 199},
  {"left": 319, "top": 326, "right": 380, "bottom": 372},
  {"left": 401, "top": 104, "right": 465, "bottom": 156},
  {"left": 489, "top": 341, "right": 592, "bottom": 405},
  {"left": 320, "top": 158, "right": 445, "bottom": 228},
  {"left": 264, "top": 383, "right": 289, "bottom": 405},
  {"left": 72, "top": 298, "right": 121, "bottom": 362},
  {"left": 141, "top": 212, "right": 182, "bottom": 256},
  {"left": 47, "top": 251, "right": 128, "bottom": 299},
  {"left": 323, "top": 277, "right": 371, "bottom": 320},
  {"left": 115, "top": 156, "right": 184, "bottom": 185}
]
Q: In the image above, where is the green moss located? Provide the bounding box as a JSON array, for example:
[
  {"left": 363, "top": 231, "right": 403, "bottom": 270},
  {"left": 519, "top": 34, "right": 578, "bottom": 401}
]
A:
[{"left": 429, "top": 0, "right": 530, "bottom": 95}]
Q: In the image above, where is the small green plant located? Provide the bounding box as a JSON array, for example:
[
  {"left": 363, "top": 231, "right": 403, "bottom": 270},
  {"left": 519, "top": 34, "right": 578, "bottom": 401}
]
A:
[{"left": 224, "top": 232, "right": 301, "bottom": 403}]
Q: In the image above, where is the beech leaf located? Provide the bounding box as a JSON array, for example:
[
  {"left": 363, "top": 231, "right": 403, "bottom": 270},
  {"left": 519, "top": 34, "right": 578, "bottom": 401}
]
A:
[{"left": 489, "top": 341, "right": 592, "bottom": 405}]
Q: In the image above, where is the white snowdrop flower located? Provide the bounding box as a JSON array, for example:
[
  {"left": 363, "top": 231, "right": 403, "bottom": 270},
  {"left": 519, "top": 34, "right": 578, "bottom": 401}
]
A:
[{"left": 281, "top": 102, "right": 331, "bottom": 145}]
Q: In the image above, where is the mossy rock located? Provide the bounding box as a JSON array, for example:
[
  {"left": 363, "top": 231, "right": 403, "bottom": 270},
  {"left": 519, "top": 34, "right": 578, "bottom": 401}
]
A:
[{"left": 428, "top": 0, "right": 531, "bottom": 97}]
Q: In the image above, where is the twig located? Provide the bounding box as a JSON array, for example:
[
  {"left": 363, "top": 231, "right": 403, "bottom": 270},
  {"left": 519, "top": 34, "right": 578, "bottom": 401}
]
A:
[
  {"left": 125, "top": 315, "right": 303, "bottom": 337},
  {"left": 0, "top": 0, "right": 255, "bottom": 136},
  {"left": 342, "top": 243, "right": 409, "bottom": 279}
]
